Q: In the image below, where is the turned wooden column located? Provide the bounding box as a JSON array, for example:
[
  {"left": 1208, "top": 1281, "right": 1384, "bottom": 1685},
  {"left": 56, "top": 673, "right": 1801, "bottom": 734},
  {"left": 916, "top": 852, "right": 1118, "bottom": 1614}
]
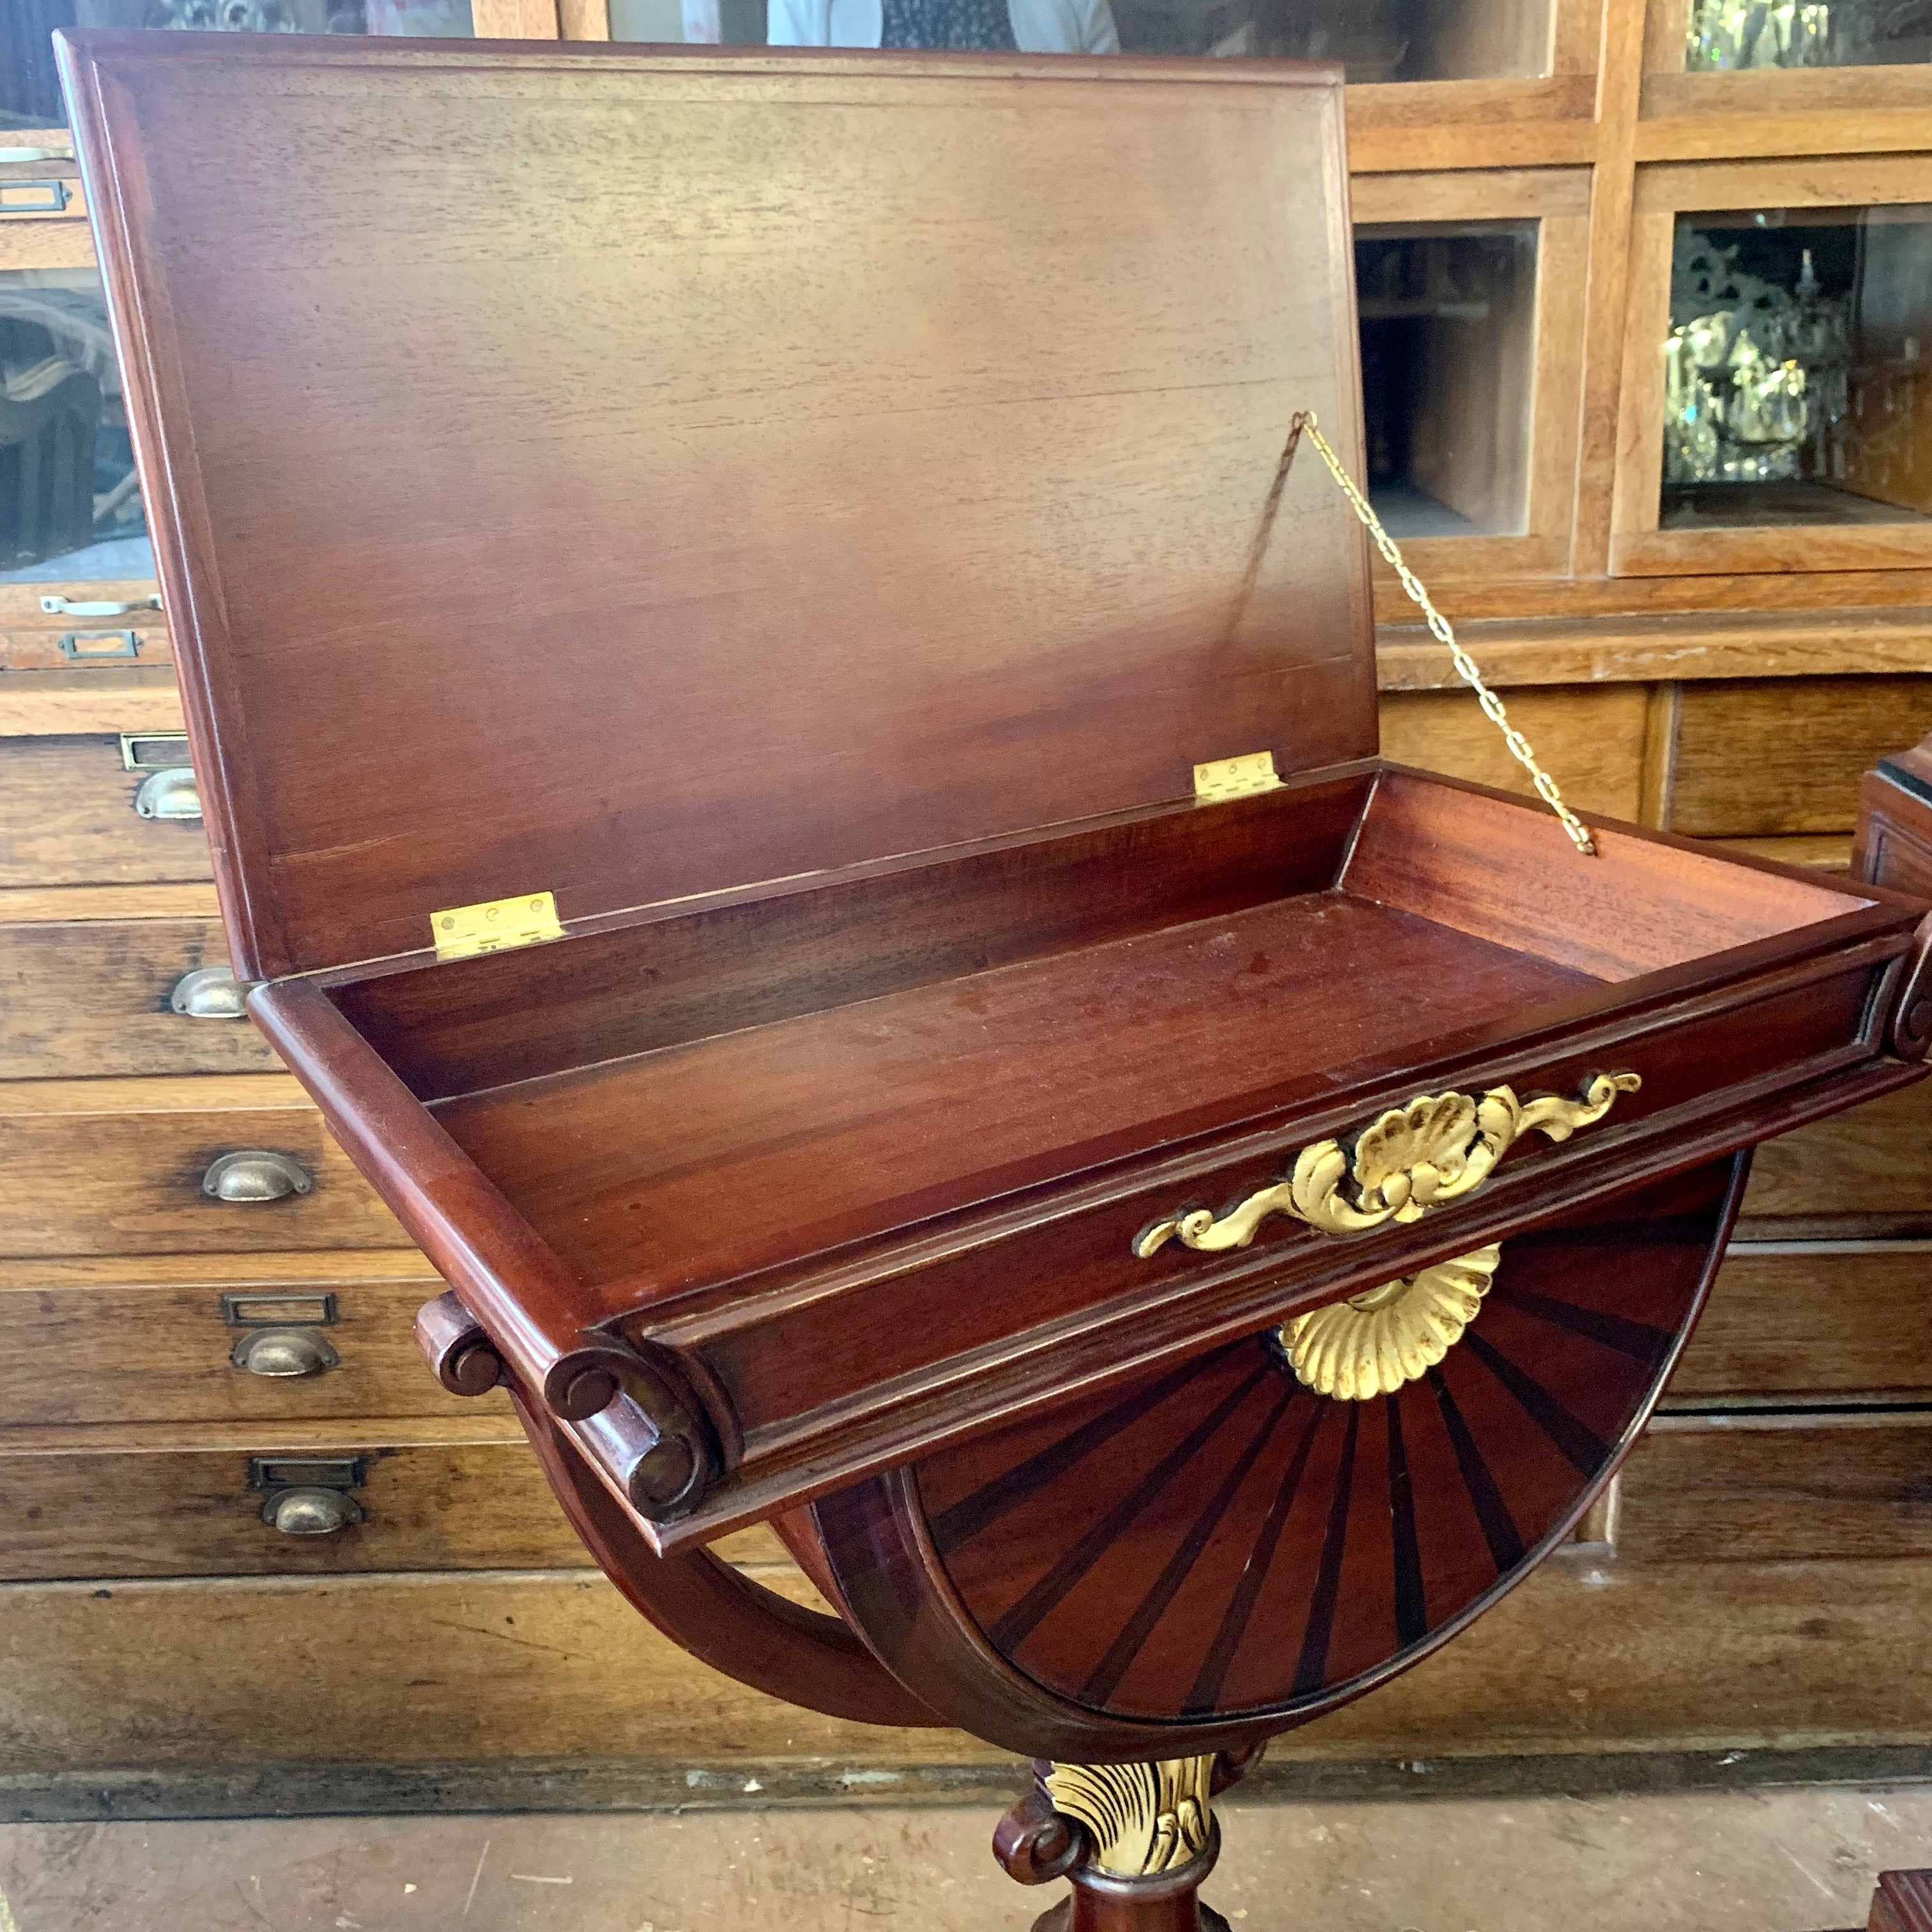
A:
[{"left": 994, "top": 1749, "right": 1261, "bottom": 1932}]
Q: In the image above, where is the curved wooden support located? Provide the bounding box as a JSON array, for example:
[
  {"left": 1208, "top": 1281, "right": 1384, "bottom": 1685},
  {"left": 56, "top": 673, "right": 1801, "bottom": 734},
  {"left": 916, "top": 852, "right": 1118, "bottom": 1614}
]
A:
[{"left": 506, "top": 1379, "right": 943, "bottom": 1729}]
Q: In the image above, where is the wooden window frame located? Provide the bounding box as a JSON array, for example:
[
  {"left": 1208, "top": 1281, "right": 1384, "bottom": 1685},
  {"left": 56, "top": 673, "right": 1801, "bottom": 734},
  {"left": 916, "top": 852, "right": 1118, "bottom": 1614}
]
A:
[{"left": 1353, "top": 166, "right": 1590, "bottom": 586}]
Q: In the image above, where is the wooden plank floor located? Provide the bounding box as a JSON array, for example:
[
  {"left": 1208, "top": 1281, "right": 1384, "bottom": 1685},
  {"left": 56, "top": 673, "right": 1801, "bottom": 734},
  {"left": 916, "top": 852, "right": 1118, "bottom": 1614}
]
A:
[{"left": 0, "top": 1784, "right": 1926, "bottom": 1931}]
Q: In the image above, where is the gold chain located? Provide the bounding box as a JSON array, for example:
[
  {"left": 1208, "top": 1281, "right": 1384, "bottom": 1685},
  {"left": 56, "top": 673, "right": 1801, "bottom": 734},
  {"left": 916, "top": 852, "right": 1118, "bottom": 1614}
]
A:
[{"left": 1292, "top": 411, "right": 1597, "bottom": 858}]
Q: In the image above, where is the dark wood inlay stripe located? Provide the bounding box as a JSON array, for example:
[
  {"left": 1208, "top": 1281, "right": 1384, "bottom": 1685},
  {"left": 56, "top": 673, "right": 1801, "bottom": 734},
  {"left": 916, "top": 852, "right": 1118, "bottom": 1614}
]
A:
[
  {"left": 1077, "top": 1384, "right": 1298, "bottom": 1708},
  {"left": 1183, "top": 1396, "right": 1330, "bottom": 1716},
  {"left": 1291, "top": 1402, "right": 1360, "bottom": 1697},
  {"left": 930, "top": 1355, "right": 1215, "bottom": 1552},
  {"left": 1427, "top": 1365, "right": 1524, "bottom": 1572},
  {"left": 1489, "top": 1282, "right": 1673, "bottom": 1365},
  {"left": 985, "top": 1367, "right": 1271, "bottom": 1655},
  {"left": 1461, "top": 1330, "right": 1608, "bottom": 1478},
  {"left": 1386, "top": 1393, "right": 1427, "bottom": 1648}
]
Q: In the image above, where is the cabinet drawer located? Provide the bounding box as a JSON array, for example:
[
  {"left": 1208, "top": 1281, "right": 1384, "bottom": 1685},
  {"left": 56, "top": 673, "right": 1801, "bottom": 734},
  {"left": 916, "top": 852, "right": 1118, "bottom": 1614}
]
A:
[
  {"left": 0, "top": 1263, "right": 501, "bottom": 1427},
  {"left": 1740, "top": 1077, "right": 1932, "bottom": 1231},
  {"left": 1378, "top": 684, "right": 1648, "bottom": 822},
  {"left": 1618, "top": 1415, "right": 1932, "bottom": 1566},
  {"left": 1670, "top": 1243, "right": 1932, "bottom": 1403},
  {"left": 0, "top": 1423, "right": 588, "bottom": 1581},
  {"left": 1669, "top": 676, "right": 1932, "bottom": 838},
  {"left": 0, "top": 737, "right": 211, "bottom": 887},
  {"left": 0, "top": 1077, "right": 410, "bottom": 1257},
  {"left": 0, "top": 915, "right": 279, "bottom": 1080}
]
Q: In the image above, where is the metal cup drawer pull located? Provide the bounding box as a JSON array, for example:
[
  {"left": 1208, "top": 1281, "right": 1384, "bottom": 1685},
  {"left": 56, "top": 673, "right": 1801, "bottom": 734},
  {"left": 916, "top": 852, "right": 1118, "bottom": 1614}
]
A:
[
  {"left": 133, "top": 768, "right": 201, "bottom": 822},
  {"left": 123, "top": 734, "right": 200, "bottom": 823},
  {"left": 170, "top": 964, "right": 245, "bottom": 1018},
  {"left": 251, "top": 1455, "right": 364, "bottom": 1536},
  {"left": 223, "top": 1291, "right": 339, "bottom": 1379},
  {"left": 231, "top": 1328, "right": 339, "bottom": 1378},
  {"left": 203, "top": 1149, "right": 313, "bottom": 1202}
]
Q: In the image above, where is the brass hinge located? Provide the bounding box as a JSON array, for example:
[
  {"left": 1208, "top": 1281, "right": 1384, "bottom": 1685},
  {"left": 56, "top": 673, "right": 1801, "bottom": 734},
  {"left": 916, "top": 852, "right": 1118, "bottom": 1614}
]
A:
[
  {"left": 1193, "top": 751, "right": 1284, "bottom": 804},
  {"left": 431, "top": 890, "right": 564, "bottom": 962}
]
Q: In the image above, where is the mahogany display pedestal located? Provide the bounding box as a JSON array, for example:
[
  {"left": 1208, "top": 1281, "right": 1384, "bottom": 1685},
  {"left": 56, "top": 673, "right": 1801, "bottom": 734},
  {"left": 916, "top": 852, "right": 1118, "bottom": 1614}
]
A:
[
  {"left": 1032, "top": 1860, "right": 1232, "bottom": 1932},
  {"left": 56, "top": 33, "right": 1932, "bottom": 1932}
]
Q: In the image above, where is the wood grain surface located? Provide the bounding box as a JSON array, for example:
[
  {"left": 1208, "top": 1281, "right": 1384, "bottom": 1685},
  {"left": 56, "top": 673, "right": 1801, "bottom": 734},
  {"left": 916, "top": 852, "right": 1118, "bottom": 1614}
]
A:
[
  {"left": 1669, "top": 678, "right": 1932, "bottom": 838},
  {"left": 63, "top": 38, "right": 1374, "bottom": 981},
  {"left": 1673, "top": 1242, "right": 1932, "bottom": 1400},
  {"left": 0, "top": 916, "right": 279, "bottom": 1080},
  {"left": 0, "top": 1265, "right": 503, "bottom": 1428},
  {"left": 0, "top": 737, "right": 210, "bottom": 888},
  {"left": 0, "top": 1077, "right": 409, "bottom": 1257},
  {"left": 3, "top": 1553, "right": 1932, "bottom": 1775},
  {"left": 0, "top": 1421, "right": 588, "bottom": 1581},
  {"left": 1621, "top": 1414, "right": 1932, "bottom": 1565},
  {"left": 1741, "top": 1078, "right": 1932, "bottom": 1227}
]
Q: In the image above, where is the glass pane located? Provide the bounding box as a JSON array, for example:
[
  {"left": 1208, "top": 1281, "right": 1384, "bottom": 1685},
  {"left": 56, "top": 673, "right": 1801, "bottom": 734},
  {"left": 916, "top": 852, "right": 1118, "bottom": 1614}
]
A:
[
  {"left": 0, "top": 268, "right": 153, "bottom": 585},
  {"left": 1660, "top": 208, "right": 1932, "bottom": 532},
  {"left": 4, "top": 0, "right": 475, "bottom": 147},
  {"left": 1685, "top": 0, "right": 1932, "bottom": 70},
  {"left": 73, "top": 0, "right": 475, "bottom": 34},
  {"left": 1354, "top": 222, "right": 1538, "bottom": 538},
  {"left": 645, "top": 0, "right": 1554, "bottom": 76}
]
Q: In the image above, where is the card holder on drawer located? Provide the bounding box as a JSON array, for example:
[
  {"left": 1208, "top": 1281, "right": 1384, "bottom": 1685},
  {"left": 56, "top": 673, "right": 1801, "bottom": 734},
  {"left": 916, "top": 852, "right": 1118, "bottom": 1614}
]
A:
[
  {"left": 0, "top": 736, "right": 212, "bottom": 887},
  {"left": 0, "top": 1423, "right": 592, "bottom": 1580},
  {"left": 0, "top": 1076, "right": 411, "bottom": 1257},
  {"left": 0, "top": 1257, "right": 502, "bottom": 1426}
]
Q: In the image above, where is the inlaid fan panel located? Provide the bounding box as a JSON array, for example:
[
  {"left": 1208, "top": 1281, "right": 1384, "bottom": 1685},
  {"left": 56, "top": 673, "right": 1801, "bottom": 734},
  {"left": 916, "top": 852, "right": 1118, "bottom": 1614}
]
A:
[{"left": 911, "top": 1158, "right": 1739, "bottom": 1723}]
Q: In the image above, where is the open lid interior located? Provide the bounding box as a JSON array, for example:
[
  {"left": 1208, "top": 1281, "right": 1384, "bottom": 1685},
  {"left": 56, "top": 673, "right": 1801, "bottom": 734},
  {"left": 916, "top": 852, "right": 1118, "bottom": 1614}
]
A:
[{"left": 63, "top": 36, "right": 1374, "bottom": 982}]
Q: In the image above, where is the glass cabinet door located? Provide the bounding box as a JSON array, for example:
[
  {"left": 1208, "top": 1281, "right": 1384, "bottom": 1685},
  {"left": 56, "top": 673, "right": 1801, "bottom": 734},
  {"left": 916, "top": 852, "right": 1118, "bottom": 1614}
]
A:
[
  {"left": 3, "top": 0, "right": 475, "bottom": 126},
  {"left": 1356, "top": 223, "right": 1538, "bottom": 537},
  {"left": 1347, "top": 172, "right": 1586, "bottom": 580},
  {"left": 1681, "top": 0, "right": 1928, "bottom": 69},
  {"left": 1659, "top": 206, "right": 1932, "bottom": 532},
  {"left": 617, "top": 0, "right": 1560, "bottom": 79},
  {"left": 0, "top": 268, "right": 150, "bottom": 588}
]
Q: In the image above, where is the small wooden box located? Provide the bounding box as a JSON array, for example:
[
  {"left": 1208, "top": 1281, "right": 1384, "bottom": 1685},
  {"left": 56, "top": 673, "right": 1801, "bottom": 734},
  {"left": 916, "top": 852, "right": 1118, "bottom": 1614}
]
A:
[{"left": 60, "top": 33, "right": 1932, "bottom": 1760}]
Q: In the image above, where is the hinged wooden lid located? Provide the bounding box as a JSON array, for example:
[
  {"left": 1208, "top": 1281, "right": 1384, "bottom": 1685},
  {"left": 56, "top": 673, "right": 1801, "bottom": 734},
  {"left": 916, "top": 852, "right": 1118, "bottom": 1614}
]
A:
[{"left": 62, "top": 35, "right": 1374, "bottom": 982}]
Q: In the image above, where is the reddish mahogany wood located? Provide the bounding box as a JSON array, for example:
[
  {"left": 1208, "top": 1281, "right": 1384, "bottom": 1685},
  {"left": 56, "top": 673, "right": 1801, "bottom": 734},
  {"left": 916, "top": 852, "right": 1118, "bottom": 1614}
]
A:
[
  {"left": 330, "top": 772, "right": 1381, "bottom": 1105},
  {"left": 1869, "top": 1870, "right": 1932, "bottom": 1932},
  {"left": 1857, "top": 735, "right": 1932, "bottom": 900},
  {"left": 1032, "top": 1860, "right": 1231, "bottom": 1932},
  {"left": 57, "top": 32, "right": 1932, "bottom": 1805},
  {"left": 800, "top": 1158, "right": 1746, "bottom": 1759},
  {"left": 429, "top": 894, "right": 1598, "bottom": 1292},
  {"left": 58, "top": 33, "right": 1372, "bottom": 985},
  {"left": 254, "top": 770, "right": 1929, "bottom": 1552},
  {"left": 505, "top": 1377, "right": 940, "bottom": 1729}
]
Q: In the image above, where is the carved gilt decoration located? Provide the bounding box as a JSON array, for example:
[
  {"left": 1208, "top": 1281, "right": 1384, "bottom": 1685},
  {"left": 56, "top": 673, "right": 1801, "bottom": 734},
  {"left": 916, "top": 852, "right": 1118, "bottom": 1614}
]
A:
[
  {"left": 1043, "top": 1756, "right": 1216, "bottom": 1877},
  {"left": 1133, "top": 1072, "right": 1641, "bottom": 1259},
  {"left": 1279, "top": 1245, "right": 1501, "bottom": 1400}
]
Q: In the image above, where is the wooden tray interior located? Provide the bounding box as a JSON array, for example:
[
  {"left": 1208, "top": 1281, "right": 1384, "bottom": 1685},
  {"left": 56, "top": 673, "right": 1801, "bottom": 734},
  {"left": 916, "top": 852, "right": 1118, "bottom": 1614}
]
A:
[{"left": 328, "top": 767, "right": 1867, "bottom": 1307}]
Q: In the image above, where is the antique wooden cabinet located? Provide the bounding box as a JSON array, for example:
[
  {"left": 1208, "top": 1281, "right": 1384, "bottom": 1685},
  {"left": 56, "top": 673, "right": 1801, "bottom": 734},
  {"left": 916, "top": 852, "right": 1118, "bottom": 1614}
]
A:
[
  {"left": 5, "top": 0, "right": 1932, "bottom": 1860},
  {"left": 34, "top": 23, "right": 1932, "bottom": 1923}
]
